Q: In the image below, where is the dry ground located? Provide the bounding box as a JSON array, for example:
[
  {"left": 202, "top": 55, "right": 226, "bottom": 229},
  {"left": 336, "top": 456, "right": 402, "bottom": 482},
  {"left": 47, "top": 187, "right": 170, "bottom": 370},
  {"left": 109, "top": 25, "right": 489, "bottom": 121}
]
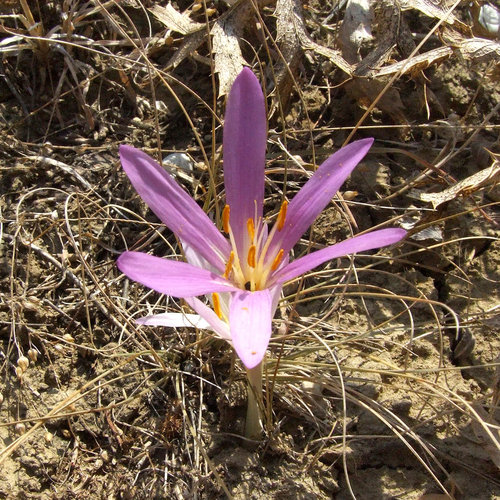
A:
[{"left": 0, "top": 1, "right": 499, "bottom": 498}]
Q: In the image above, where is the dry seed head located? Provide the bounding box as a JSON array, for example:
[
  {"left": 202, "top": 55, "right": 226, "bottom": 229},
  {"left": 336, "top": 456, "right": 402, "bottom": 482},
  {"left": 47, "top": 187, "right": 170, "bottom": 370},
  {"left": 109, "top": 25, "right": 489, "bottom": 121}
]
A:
[
  {"left": 44, "top": 431, "right": 53, "bottom": 443},
  {"left": 17, "top": 355, "right": 29, "bottom": 372},
  {"left": 343, "top": 190, "right": 358, "bottom": 200},
  {"left": 15, "top": 366, "right": 24, "bottom": 379},
  {"left": 0, "top": 392, "right": 3, "bottom": 406},
  {"left": 28, "top": 348, "right": 38, "bottom": 362},
  {"left": 63, "top": 334, "right": 75, "bottom": 343},
  {"left": 15, "top": 423, "right": 26, "bottom": 435}
]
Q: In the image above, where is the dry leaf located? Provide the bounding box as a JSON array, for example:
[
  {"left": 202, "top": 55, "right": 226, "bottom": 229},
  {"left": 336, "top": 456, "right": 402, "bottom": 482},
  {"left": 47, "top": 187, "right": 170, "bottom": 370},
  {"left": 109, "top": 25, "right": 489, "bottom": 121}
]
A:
[
  {"left": 398, "top": 0, "right": 467, "bottom": 30},
  {"left": 149, "top": 3, "right": 203, "bottom": 35},
  {"left": 211, "top": 15, "right": 246, "bottom": 97},
  {"left": 364, "top": 36, "right": 499, "bottom": 78},
  {"left": 353, "top": 2, "right": 492, "bottom": 80},
  {"left": 353, "top": 1, "right": 399, "bottom": 77},
  {"left": 418, "top": 157, "right": 500, "bottom": 209},
  {"left": 165, "top": 30, "right": 206, "bottom": 70},
  {"left": 272, "top": 0, "right": 305, "bottom": 107},
  {"left": 373, "top": 46, "right": 452, "bottom": 78},
  {"left": 148, "top": 2, "right": 206, "bottom": 70},
  {"left": 457, "top": 37, "right": 500, "bottom": 63},
  {"left": 276, "top": 0, "right": 353, "bottom": 76},
  {"left": 442, "top": 25, "right": 500, "bottom": 62},
  {"left": 339, "top": 0, "right": 373, "bottom": 64}
]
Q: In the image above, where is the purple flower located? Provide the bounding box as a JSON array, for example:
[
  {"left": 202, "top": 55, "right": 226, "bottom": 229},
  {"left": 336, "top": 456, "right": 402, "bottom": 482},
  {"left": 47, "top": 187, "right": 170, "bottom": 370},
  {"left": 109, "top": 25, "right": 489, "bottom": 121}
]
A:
[{"left": 117, "top": 68, "right": 406, "bottom": 369}]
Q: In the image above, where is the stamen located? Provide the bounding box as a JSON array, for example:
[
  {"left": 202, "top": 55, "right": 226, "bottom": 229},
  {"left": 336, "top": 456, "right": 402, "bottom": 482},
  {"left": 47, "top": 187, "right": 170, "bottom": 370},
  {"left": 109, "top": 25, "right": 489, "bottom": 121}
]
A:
[
  {"left": 277, "top": 200, "right": 288, "bottom": 231},
  {"left": 212, "top": 292, "right": 222, "bottom": 319},
  {"left": 222, "top": 204, "right": 230, "bottom": 233},
  {"left": 271, "top": 248, "right": 284, "bottom": 271},
  {"left": 223, "top": 251, "right": 234, "bottom": 278},
  {"left": 247, "top": 245, "right": 256, "bottom": 268},
  {"left": 247, "top": 218, "right": 255, "bottom": 241}
]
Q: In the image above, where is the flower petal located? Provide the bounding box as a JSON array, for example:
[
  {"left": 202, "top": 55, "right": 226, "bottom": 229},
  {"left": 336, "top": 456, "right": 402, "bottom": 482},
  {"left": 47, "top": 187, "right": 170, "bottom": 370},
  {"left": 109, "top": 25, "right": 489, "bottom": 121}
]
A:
[
  {"left": 184, "top": 296, "right": 232, "bottom": 341},
  {"left": 269, "top": 283, "right": 283, "bottom": 316},
  {"left": 229, "top": 289, "right": 273, "bottom": 369},
  {"left": 120, "top": 145, "right": 229, "bottom": 272},
  {"left": 274, "top": 138, "right": 374, "bottom": 256},
  {"left": 136, "top": 312, "right": 211, "bottom": 329},
  {"left": 117, "top": 251, "right": 238, "bottom": 297},
  {"left": 272, "top": 228, "right": 406, "bottom": 284},
  {"left": 182, "top": 240, "right": 217, "bottom": 273},
  {"left": 223, "top": 68, "right": 266, "bottom": 252}
]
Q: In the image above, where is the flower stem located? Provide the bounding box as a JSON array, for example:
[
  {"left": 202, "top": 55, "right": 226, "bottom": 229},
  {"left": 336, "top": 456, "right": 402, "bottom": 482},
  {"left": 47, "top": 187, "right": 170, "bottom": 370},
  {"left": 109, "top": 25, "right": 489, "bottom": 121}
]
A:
[{"left": 245, "top": 361, "right": 263, "bottom": 440}]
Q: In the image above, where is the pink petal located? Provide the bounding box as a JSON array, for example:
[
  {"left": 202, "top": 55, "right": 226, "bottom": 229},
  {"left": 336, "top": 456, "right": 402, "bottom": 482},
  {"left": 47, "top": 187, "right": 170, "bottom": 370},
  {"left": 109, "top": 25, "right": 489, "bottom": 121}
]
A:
[
  {"left": 184, "top": 296, "right": 232, "bottom": 341},
  {"left": 269, "top": 283, "right": 283, "bottom": 315},
  {"left": 273, "top": 138, "right": 374, "bottom": 256},
  {"left": 120, "top": 145, "right": 230, "bottom": 272},
  {"left": 136, "top": 312, "right": 211, "bottom": 329},
  {"left": 272, "top": 228, "right": 406, "bottom": 284},
  {"left": 223, "top": 68, "right": 266, "bottom": 254},
  {"left": 182, "top": 240, "right": 217, "bottom": 273},
  {"left": 117, "top": 251, "right": 238, "bottom": 297},
  {"left": 229, "top": 289, "right": 273, "bottom": 369}
]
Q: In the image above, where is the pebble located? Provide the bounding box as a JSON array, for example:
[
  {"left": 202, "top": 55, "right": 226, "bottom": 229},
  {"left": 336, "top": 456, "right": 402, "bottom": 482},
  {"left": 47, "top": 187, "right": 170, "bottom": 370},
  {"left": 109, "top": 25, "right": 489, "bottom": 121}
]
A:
[
  {"left": 478, "top": 3, "right": 500, "bottom": 37},
  {"left": 163, "top": 153, "right": 194, "bottom": 175}
]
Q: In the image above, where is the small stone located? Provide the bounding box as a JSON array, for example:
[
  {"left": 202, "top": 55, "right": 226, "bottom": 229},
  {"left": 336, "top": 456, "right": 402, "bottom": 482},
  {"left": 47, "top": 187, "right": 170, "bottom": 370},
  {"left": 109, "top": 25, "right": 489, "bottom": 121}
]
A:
[
  {"left": 163, "top": 153, "right": 194, "bottom": 175},
  {"left": 301, "top": 381, "right": 323, "bottom": 397},
  {"left": 478, "top": 4, "right": 500, "bottom": 37},
  {"left": 15, "top": 423, "right": 26, "bottom": 435},
  {"left": 391, "top": 398, "right": 412, "bottom": 416}
]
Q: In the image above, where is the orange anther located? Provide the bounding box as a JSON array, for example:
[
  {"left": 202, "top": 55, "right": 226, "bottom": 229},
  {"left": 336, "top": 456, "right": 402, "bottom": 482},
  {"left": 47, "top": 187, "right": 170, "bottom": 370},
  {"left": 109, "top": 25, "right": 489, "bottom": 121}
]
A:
[
  {"left": 222, "top": 204, "right": 230, "bottom": 233},
  {"left": 277, "top": 200, "right": 288, "bottom": 231},
  {"left": 247, "top": 245, "right": 256, "bottom": 268},
  {"left": 247, "top": 218, "right": 255, "bottom": 241},
  {"left": 271, "top": 248, "right": 284, "bottom": 271},
  {"left": 212, "top": 292, "right": 223, "bottom": 319},
  {"left": 223, "top": 251, "right": 234, "bottom": 279}
]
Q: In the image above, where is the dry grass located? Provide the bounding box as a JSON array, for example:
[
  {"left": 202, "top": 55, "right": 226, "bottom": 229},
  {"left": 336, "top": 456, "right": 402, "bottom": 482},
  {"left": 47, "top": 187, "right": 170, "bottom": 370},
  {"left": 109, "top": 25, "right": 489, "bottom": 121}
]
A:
[{"left": 0, "top": 1, "right": 499, "bottom": 498}]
